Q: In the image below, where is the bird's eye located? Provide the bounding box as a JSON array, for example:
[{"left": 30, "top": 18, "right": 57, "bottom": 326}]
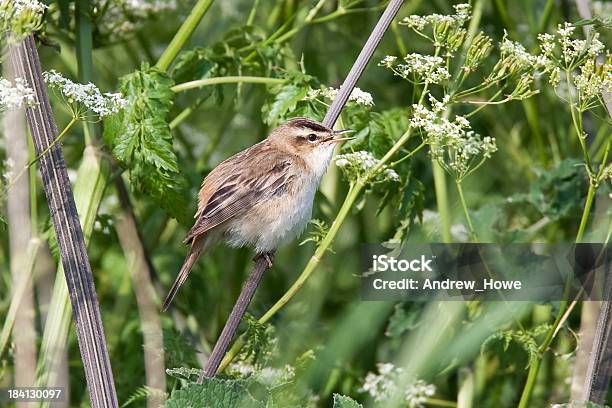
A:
[{"left": 307, "top": 133, "right": 318, "bottom": 142}]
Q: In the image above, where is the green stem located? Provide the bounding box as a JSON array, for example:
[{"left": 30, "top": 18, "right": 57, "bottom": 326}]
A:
[
  {"left": 28, "top": 136, "right": 38, "bottom": 235},
  {"left": 218, "top": 134, "right": 427, "bottom": 372},
  {"left": 218, "top": 181, "right": 363, "bottom": 371},
  {"left": 9, "top": 118, "right": 78, "bottom": 189},
  {"left": 169, "top": 96, "right": 207, "bottom": 129},
  {"left": 388, "top": 140, "right": 426, "bottom": 167},
  {"left": 75, "top": 0, "right": 95, "bottom": 145},
  {"left": 519, "top": 87, "right": 600, "bottom": 404},
  {"left": 537, "top": 0, "right": 555, "bottom": 33},
  {"left": 246, "top": 0, "right": 261, "bottom": 26},
  {"left": 155, "top": 0, "right": 215, "bottom": 72},
  {"left": 576, "top": 182, "right": 597, "bottom": 243},
  {"left": 433, "top": 159, "right": 452, "bottom": 243},
  {"left": 171, "top": 76, "right": 284, "bottom": 93},
  {"left": 426, "top": 398, "right": 458, "bottom": 407},
  {"left": 32, "top": 117, "right": 78, "bottom": 167},
  {"left": 518, "top": 359, "right": 541, "bottom": 408},
  {"left": 456, "top": 180, "right": 476, "bottom": 241}
]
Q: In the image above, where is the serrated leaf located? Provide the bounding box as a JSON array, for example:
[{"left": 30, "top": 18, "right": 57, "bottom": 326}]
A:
[
  {"left": 332, "top": 394, "right": 363, "bottom": 408},
  {"left": 385, "top": 303, "right": 422, "bottom": 338},
  {"left": 527, "top": 159, "right": 587, "bottom": 221},
  {"left": 264, "top": 84, "right": 310, "bottom": 126},
  {"left": 103, "top": 64, "right": 188, "bottom": 222},
  {"left": 262, "top": 71, "right": 316, "bottom": 126},
  {"left": 164, "top": 329, "right": 199, "bottom": 369},
  {"left": 165, "top": 379, "right": 265, "bottom": 408}
]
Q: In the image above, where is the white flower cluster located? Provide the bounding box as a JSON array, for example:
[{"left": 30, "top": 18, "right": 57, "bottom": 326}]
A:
[
  {"left": 592, "top": 1, "right": 612, "bottom": 17},
  {"left": 0, "top": 0, "right": 47, "bottom": 39},
  {"left": 42, "top": 70, "right": 128, "bottom": 118},
  {"left": 335, "top": 151, "right": 400, "bottom": 183},
  {"left": 536, "top": 23, "right": 610, "bottom": 108},
  {"left": 10, "top": 0, "right": 47, "bottom": 14},
  {"left": 307, "top": 86, "right": 374, "bottom": 107},
  {"left": 0, "top": 77, "right": 35, "bottom": 111},
  {"left": 359, "top": 363, "right": 435, "bottom": 407},
  {"left": 485, "top": 32, "right": 546, "bottom": 83},
  {"left": 500, "top": 34, "right": 549, "bottom": 71},
  {"left": 410, "top": 94, "right": 497, "bottom": 179},
  {"left": 93, "top": 0, "right": 178, "bottom": 41},
  {"left": 463, "top": 32, "right": 493, "bottom": 72},
  {"left": 538, "top": 23, "right": 605, "bottom": 68},
  {"left": 574, "top": 58, "right": 612, "bottom": 101},
  {"left": 2, "top": 157, "right": 14, "bottom": 183},
  {"left": 380, "top": 53, "right": 450, "bottom": 84},
  {"left": 399, "top": 3, "right": 471, "bottom": 32},
  {"left": 228, "top": 361, "right": 295, "bottom": 387}
]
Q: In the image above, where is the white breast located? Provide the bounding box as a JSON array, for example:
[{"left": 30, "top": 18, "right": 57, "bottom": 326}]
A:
[{"left": 225, "top": 144, "right": 335, "bottom": 254}]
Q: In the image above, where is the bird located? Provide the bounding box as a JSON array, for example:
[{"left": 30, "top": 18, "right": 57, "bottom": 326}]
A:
[{"left": 161, "top": 117, "right": 353, "bottom": 311}]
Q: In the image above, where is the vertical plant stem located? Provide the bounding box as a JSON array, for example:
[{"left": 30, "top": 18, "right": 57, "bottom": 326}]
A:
[
  {"left": 576, "top": 183, "right": 597, "bottom": 243},
  {"left": 3, "top": 61, "right": 38, "bottom": 393},
  {"left": 0, "top": 239, "right": 40, "bottom": 361},
  {"left": 10, "top": 36, "right": 118, "bottom": 407},
  {"left": 456, "top": 181, "right": 476, "bottom": 241},
  {"left": 114, "top": 182, "right": 167, "bottom": 408},
  {"left": 433, "top": 163, "right": 452, "bottom": 242},
  {"left": 155, "top": 0, "right": 215, "bottom": 71},
  {"left": 75, "top": 0, "right": 95, "bottom": 144}
]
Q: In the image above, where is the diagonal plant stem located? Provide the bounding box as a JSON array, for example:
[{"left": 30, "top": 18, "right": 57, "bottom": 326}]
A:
[
  {"left": 10, "top": 36, "right": 118, "bottom": 408},
  {"left": 155, "top": 0, "right": 215, "bottom": 71},
  {"left": 171, "top": 76, "right": 284, "bottom": 92},
  {"left": 201, "top": 0, "right": 406, "bottom": 379},
  {"left": 217, "top": 133, "right": 427, "bottom": 372}
]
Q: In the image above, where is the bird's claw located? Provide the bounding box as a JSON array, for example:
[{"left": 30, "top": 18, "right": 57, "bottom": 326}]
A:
[{"left": 254, "top": 252, "right": 274, "bottom": 268}]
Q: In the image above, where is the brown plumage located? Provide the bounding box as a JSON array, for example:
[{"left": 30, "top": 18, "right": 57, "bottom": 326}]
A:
[{"left": 162, "top": 118, "right": 353, "bottom": 311}]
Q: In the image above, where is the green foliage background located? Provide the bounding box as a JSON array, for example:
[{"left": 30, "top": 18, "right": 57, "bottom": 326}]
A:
[{"left": 0, "top": 0, "right": 611, "bottom": 407}]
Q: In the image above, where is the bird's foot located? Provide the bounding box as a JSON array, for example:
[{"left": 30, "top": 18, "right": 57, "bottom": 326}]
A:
[{"left": 254, "top": 252, "right": 274, "bottom": 268}]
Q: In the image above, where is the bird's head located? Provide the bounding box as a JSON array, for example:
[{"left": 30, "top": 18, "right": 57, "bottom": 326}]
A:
[{"left": 268, "top": 117, "right": 353, "bottom": 163}]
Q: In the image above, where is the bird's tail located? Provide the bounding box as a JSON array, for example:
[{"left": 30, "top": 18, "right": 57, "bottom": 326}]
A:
[{"left": 162, "top": 237, "right": 208, "bottom": 311}]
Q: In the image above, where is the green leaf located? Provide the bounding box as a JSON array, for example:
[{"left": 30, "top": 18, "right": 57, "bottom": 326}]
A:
[
  {"left": 525, "top": 159, "right": 587, "bottom": 221},
  {"left": 332, "top": 394, "right": 363, "bottom": 408},
  {"left": 121, "top": 386, "right": 167, "bottom": 408},
  {"left": 165, "top": 379, "right": 265, "bottom": 408},
  {"left": 399, "top": 175, "right": 425, "bottom": 227},
  {"left": 263, "top": 84, "right": 310, "bottom": 126},
  {"left": 262, "top": 71, "right": 316, "bottom": 126},
  {"left": 164, "top": 329, "right": 199, "bottom": 370},
  {"left": 481, "top": 324, "right": 551, "bottom": 368},
  {"left": 385, "top": 303, "right": 423, "bottom": 338},
  {"left": 104, "top": 63, "right": 188, "bottom": 223}
]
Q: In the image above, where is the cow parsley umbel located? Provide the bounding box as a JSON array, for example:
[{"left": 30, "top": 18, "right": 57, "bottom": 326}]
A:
[
  {"left": 359, "top": 363, "right": 435, "bottom": 407},
  {"left": 43, "top": 70, "right": 128, "bottom": 120},
  {"left": 92, "top": 0, "right": 179, "bottom": 43},
  {"left": 0, "top": 77, "right": 35, "bottom": 111},
  {"left": 307, "top": 86, "right": 374, "bottom": 107},
  {"left": 409, "top": 94, "right": 497, "bottom": 182},
  {"left": 381, "top": 53, "right": 451, "bottom": 84},
  {"left": 335, "top": 151, "right": 400, "bottom": 184},
  {"left": 0, "top": 0, "right": 47, "bottom": 41}
]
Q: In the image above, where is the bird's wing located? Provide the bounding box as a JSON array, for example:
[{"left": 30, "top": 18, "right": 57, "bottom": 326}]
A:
[{"left": 184, "top": 142, "right": 294, "bottom": 244}]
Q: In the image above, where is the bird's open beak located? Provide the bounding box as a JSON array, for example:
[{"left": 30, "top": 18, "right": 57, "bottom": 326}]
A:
[{"left": 331, "top": 129, "right": 355, "bottom": 142}]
